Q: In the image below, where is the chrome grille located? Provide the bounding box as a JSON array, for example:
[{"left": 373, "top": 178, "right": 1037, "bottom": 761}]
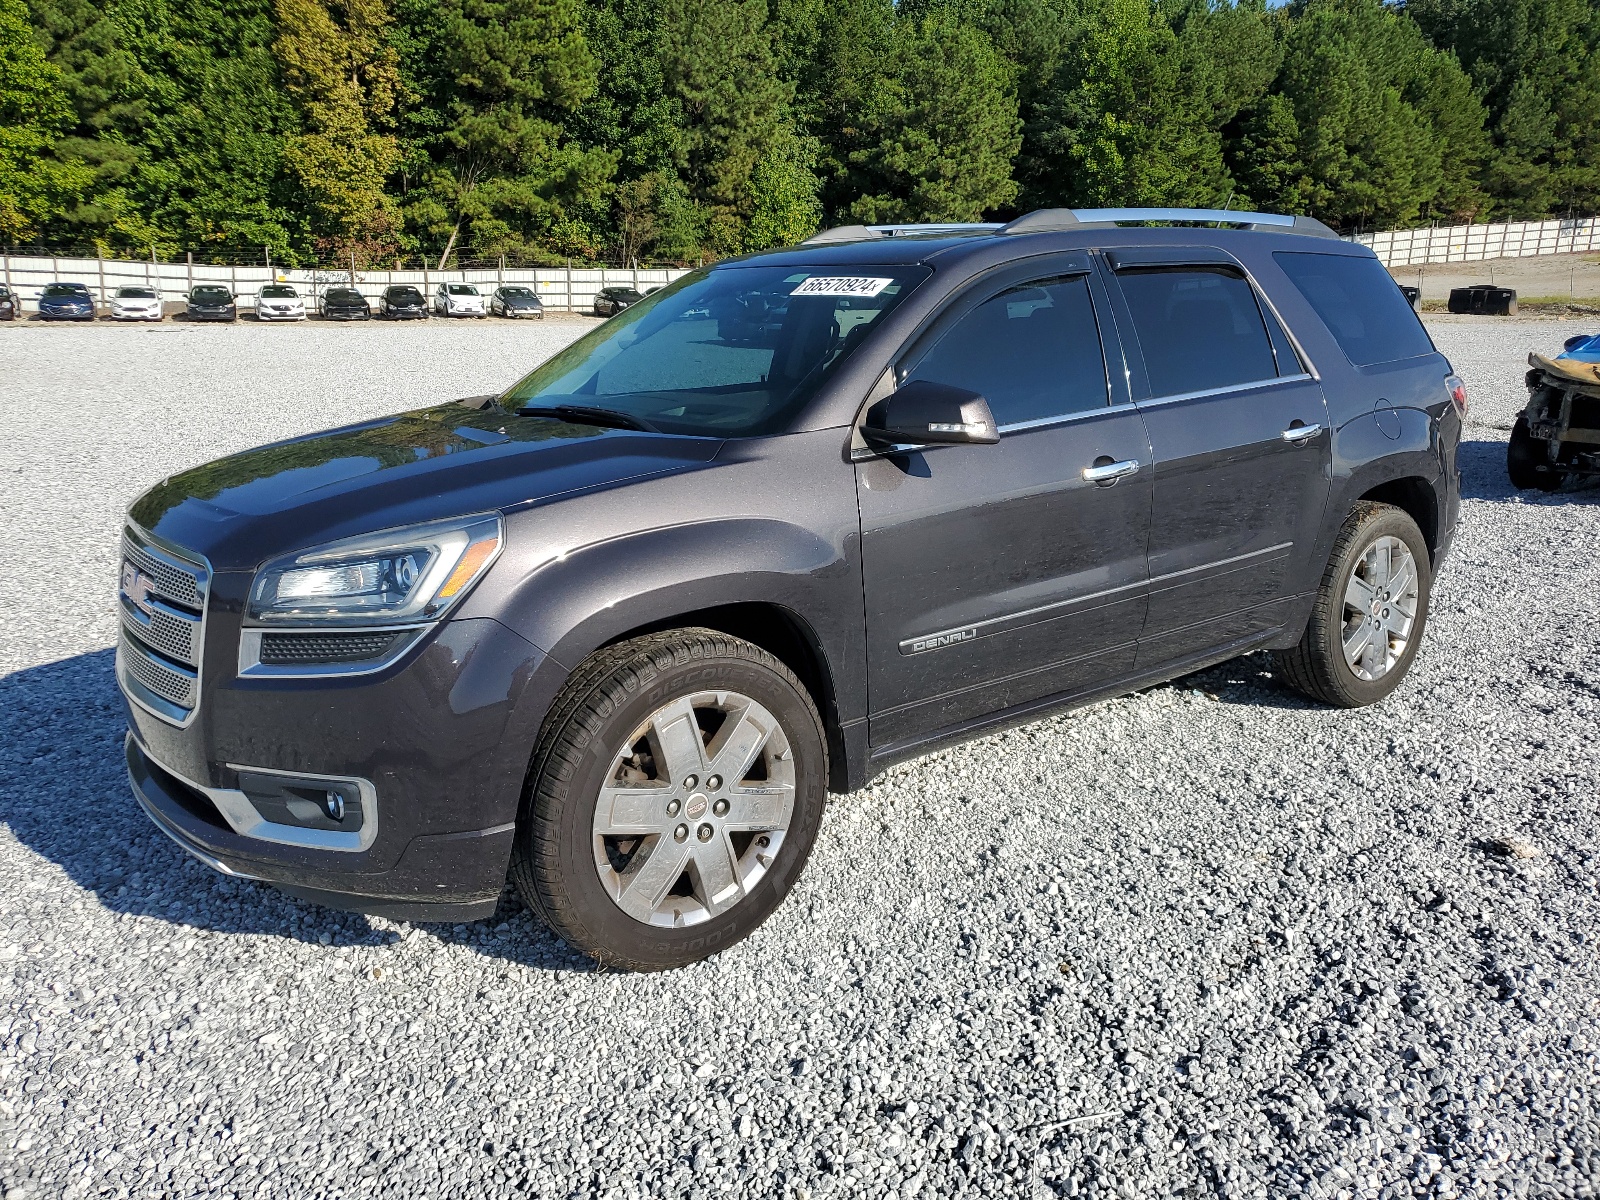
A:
[
  {"left": 123, "top": 536, "right": 204, "bottom": 607},
  {"left": 118, "top": 527, "right": 209, "bottom": 725},
  {"left": 120, "top": 601, "right": 199, "bottom": 663},
  {"left": 121, "top": 635, "right": 198, "bottom": 708}
]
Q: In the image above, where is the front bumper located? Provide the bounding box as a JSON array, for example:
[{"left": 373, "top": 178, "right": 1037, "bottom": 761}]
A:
[
  {"left": 43, "top": 306, "right": 96, "bottom": 320},
  {"left": 122, "top": 611, "right": 570, "bottom": 922},
  {"left": 257, "top": 310, "right": 305, "bottom": 321},
  {"left": 189, "top": 309, "right": 236, "bottom": 321},
  {"left": 323, "top": 309, "right": 370, "bottom": 321}
]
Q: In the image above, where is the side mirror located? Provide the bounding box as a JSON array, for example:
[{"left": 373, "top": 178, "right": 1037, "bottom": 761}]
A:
[{"left": 862, "top": 379, "right": 1000, "bottom": 448}]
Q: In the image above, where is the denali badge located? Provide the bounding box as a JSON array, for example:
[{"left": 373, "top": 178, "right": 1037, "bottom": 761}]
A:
[
  {"left": 901, "top": 627, "right": 978, "bottom": 655},
  {"left": 121, "top": 562, "right": 157, "bottom": 618}
]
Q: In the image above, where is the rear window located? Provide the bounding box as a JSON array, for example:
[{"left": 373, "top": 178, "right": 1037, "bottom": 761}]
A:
[
  {"left": 1117, "top": 268, "right": 1278, "bottom": 397},
  {"left": 1273, "top": 252, "right": 1434, "bottom": 367}
]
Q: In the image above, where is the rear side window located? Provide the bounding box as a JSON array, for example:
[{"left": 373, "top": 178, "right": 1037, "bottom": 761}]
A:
[
  {"left": 1116, "top": 268, "right": 1278, "bottom": 398},
  {"left": 1273, "top": 252, "right": 1433, "bottom": 367},
  {"left": 903, "top": 275, "right": 1108, "bottom": 427}
]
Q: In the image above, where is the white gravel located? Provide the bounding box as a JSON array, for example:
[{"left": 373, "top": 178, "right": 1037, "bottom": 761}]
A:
[{"left": 1, "top": 315, "right": 1598, "bottom": 1200}]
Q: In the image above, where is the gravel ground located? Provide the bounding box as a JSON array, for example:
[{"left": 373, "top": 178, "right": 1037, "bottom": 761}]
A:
[{"left": 1, "top": 315, "right": 1597, "bottom": 1200}]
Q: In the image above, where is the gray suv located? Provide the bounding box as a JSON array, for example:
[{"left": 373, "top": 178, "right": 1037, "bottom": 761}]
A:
[{"left": 119, "top": 208, "right": 1463, "bottom": 970}]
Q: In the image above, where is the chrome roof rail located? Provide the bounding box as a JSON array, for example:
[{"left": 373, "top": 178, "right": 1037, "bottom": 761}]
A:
[{"left": 1000, "top": 208, "right": 1339, "bottom": 238}]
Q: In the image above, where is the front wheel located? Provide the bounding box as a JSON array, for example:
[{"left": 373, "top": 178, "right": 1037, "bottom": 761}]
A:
[
  {"left": 1274, "top": 502, "right": 1433, "bottom": 708},
  {"left": 510, "top": 629, "right": 828, "bottom": 971}
]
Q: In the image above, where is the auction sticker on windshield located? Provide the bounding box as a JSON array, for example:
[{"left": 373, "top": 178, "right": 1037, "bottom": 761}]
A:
[{"left": 790, "top": 276, "right": 893, "bottom": 298}]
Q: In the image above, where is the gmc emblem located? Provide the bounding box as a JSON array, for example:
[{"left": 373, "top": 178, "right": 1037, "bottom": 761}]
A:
[{"left": 121, "top": 562, "right": 158, "bottom": 618}]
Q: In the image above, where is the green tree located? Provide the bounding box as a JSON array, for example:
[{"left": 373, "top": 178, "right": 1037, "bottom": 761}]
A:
[
  {"left": 845, "top": 8, "right": 1022, "bottom": 223},
  {"left": 0, "top": 0, "right": 89, "bottom": 240},
  {"left": 1023, "top": 0, "right": 1277, "bottom": 210},
  {"left": 274, "top": 0, "right": 405, "bottom": 261},
  {"left": 1240, "top": 0, "right": 1487, "bottom": 229},
  {"left": 395, "top": 0, "right": 614, "bottom": 265},
  {"left": 1407, "top": 0, "right": 1600, "bottom": 217},
  {"left": 658, "top": 0, "right": 798, "bottom": 252}
]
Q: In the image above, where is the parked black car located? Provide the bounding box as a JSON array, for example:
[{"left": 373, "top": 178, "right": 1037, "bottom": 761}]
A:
[
  {"left": 185, "top": 285, "right": 238, "bottom": 322},
  {"left": 380, "top": 285, "right": 428, "bottom": 319},
  {"left": 120, "top": 207, "right": 1462, "bottom": 971},
  {"left": 491, "top": 285, "right": 545, "bottom": 319},
  {"left": 593, "top": 285, "right": 642, "bottom": 316},
  {"left": 320, "top": 287, "right": 372, "bottom": 321},
  {"left": 0, "top": 285, "right": 16, "bottom": 320},
  {"left": 39, "top": 281, "right": 96, "bottom": 321}
]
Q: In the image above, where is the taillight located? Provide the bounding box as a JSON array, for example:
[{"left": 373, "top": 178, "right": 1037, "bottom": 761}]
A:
[{"left": 1445, "top": 374, "right": 1468, "bottom": 417}]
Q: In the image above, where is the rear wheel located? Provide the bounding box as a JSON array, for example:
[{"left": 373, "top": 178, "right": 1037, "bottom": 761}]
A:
[
  {"left": 511, "top": 629, "right": 828, "bottom": 971},
  {"left": 1274, "top": 502, "right": 1432, "bottom": 708}
]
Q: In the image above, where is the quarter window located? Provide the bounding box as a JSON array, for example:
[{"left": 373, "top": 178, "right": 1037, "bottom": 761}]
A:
[
  {"left": 903, "top": 275, "right": 1109, "bottom": 428},
  {"left": 1117, "top": 268, "right": 1278, "bottom": 398},
  {"left": 1273, "top": 251, "right": 1434, "bottom": 367}
]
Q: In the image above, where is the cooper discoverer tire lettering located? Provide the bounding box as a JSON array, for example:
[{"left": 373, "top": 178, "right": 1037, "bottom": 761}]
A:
[{"left": 510, "top": 629, "right": 828, "bottom": 971}]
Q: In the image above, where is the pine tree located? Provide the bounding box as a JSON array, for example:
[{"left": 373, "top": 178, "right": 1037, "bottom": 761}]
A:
[{"left": 846, "top": 8, "right": 1022, "bottom": 223}]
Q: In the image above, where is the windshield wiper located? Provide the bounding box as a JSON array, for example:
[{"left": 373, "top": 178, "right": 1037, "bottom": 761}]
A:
[{"left": 516, "top": 404, "right": 658, "bottom": 432}]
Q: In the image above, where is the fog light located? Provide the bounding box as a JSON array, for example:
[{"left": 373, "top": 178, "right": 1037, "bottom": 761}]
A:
[{"left": 237, "top": 771, "right": 365, "bottom": 833}]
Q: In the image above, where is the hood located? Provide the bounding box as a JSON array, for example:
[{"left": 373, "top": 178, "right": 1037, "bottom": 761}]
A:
[{"left": 127, "top": 401, "right": 724, "bottom": 571}]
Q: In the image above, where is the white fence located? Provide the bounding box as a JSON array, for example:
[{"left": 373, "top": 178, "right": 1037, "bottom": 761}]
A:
[
  {"left": 1352, "top": 217, "right": 1600, "bottom": 267},
  {"left": 0, "top": 253, "right": 689, "bottom": 315}
]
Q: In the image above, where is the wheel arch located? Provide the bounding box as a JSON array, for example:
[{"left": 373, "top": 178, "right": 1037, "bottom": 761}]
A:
[
  {"left": 595, "top": 602, "right": 848, "bottom": 793},
  {"left": 1356, "top": 475, "right": 1441, "bottom": 561}
]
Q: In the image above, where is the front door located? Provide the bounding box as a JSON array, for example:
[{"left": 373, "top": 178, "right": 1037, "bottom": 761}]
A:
[
  {"left": 856, "top": 262, "right": 1153, "bottom": 752},
  {"left": 1100, "top": 254, "right": 1333, "bottom": 667}
]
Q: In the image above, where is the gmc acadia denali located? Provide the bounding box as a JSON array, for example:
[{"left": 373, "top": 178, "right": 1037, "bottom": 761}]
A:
[{"left": 118, "top": 208, "right": 1463, "bottom": 970}]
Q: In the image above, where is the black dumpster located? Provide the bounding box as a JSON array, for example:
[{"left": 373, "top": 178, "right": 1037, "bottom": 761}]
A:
[
  {"left": 1447, "top": 285, "right": 1518, "bottom": 315},
  {"left": 1399, "top": 285, "right": 1420, "bottom": 309}
]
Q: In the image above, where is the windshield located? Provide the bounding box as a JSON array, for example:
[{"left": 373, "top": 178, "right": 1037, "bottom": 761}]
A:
[
  {"left": 326, "top": 288, "right": 361, "bottom": 300},
  {"left": 43, "top": 284, "right": 88, "bottom": 297},
  {"left": 389, "top": 288, "right": 421, "bottom": 301},
  {"left": 607, "top": 288, "right": 643, "bottom": 301},
  {"left": 502, "top": 287, "right": 534, "bottom": 298},
  {"left": 192, "top": 288, "right": 231, "bottom": 302},
  {"left": 503, "top": 264, "right": 929, "bottom": 436},
  {"left": 261, "top": 285, "right": 297, "bottom": 298},
  {"left": 447, "top": 284, "right": 478, "bottom": 295},
  {"left": 116, "top": 287, "right": 156, "bottom": 298}
]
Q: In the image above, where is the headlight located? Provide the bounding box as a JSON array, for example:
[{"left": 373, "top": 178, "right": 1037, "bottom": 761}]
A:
[{"left": 247, "top": 514, "right": 502, "bottom": 627}]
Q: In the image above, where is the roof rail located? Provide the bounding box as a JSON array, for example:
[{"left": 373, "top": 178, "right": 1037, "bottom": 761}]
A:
[
  {"left": 801, "top": 209, "right": 1338, "bottom": 246},
  {"left": 802, "top": 222, "right": 1001, "bottom": 245},
  {"left": 1000, "top": 208, "right": 1338, "bottom": 238}
]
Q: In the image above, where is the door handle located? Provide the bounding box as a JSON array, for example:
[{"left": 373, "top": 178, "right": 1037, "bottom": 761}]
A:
[
  {"left": 1281, "top": 422, "right": 1322, "bottom": 444},
  {"left": 1082, "top": 458, "right": 1141, "bottom": 484}
]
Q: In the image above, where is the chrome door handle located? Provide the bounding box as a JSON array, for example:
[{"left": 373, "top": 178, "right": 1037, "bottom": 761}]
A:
[
  {"left": 1281, "top": 423, "right": 1322, "bottom": 444},
  {"left": 1082, "top": 458, "right": 1141, "bottom": 484}
]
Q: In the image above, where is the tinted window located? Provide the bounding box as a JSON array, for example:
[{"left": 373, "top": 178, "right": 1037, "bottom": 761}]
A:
[
  {"left": 1118, "top": 268, "right": 1277, "bottom": 397},
  {"left": 504, "top": 265, "right": 929, "bottom": 437},
  {"left": 904, "top": 275, "right": 1108, "bottom": 427},
  {"left": 1274, "top": 251, "right": 1434, "bottom": 367}
]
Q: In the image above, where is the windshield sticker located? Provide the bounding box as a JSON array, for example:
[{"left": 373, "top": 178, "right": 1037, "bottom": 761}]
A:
[{"left": 790, "top": 276, "right": 893, "bottom": 298}]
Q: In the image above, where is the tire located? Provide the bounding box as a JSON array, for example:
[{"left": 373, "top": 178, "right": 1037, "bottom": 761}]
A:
[
  {"left": 1274, "top": 502, "right": 1433, "bottom": 708},
  {"left": 510, "top": 629, "right": 828, "bottom": 971},
  {"left": 1507, "top": 416, "right": 1560, "bottom": 491}
]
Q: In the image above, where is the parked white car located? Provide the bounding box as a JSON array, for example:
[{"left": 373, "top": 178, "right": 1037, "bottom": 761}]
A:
[
  {"left": 255, "top": 283, "right": 306, "bottom": 321},
  {"left": 110, "top": 286, "right": 163, "bottom": 322},
  {"left": 433, "top": 282, "right": 486, "bottom": 318}
]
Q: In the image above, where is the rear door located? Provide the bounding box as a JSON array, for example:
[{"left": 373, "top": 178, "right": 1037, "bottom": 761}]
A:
[
  {"left": 855, "top": 257, "right": 1153, "bottom": 750},
  {"left": 1099, "top": 248, "right": 1332, "bottom": 668}
]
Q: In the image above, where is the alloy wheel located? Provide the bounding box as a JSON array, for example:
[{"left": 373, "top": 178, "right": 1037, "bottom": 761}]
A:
[
  {"left": 591, "top": 690, "right": 796, "bottom": 928},
  {"left": 1341, "top": 535, "right": 1419, "bottom": 681}
]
